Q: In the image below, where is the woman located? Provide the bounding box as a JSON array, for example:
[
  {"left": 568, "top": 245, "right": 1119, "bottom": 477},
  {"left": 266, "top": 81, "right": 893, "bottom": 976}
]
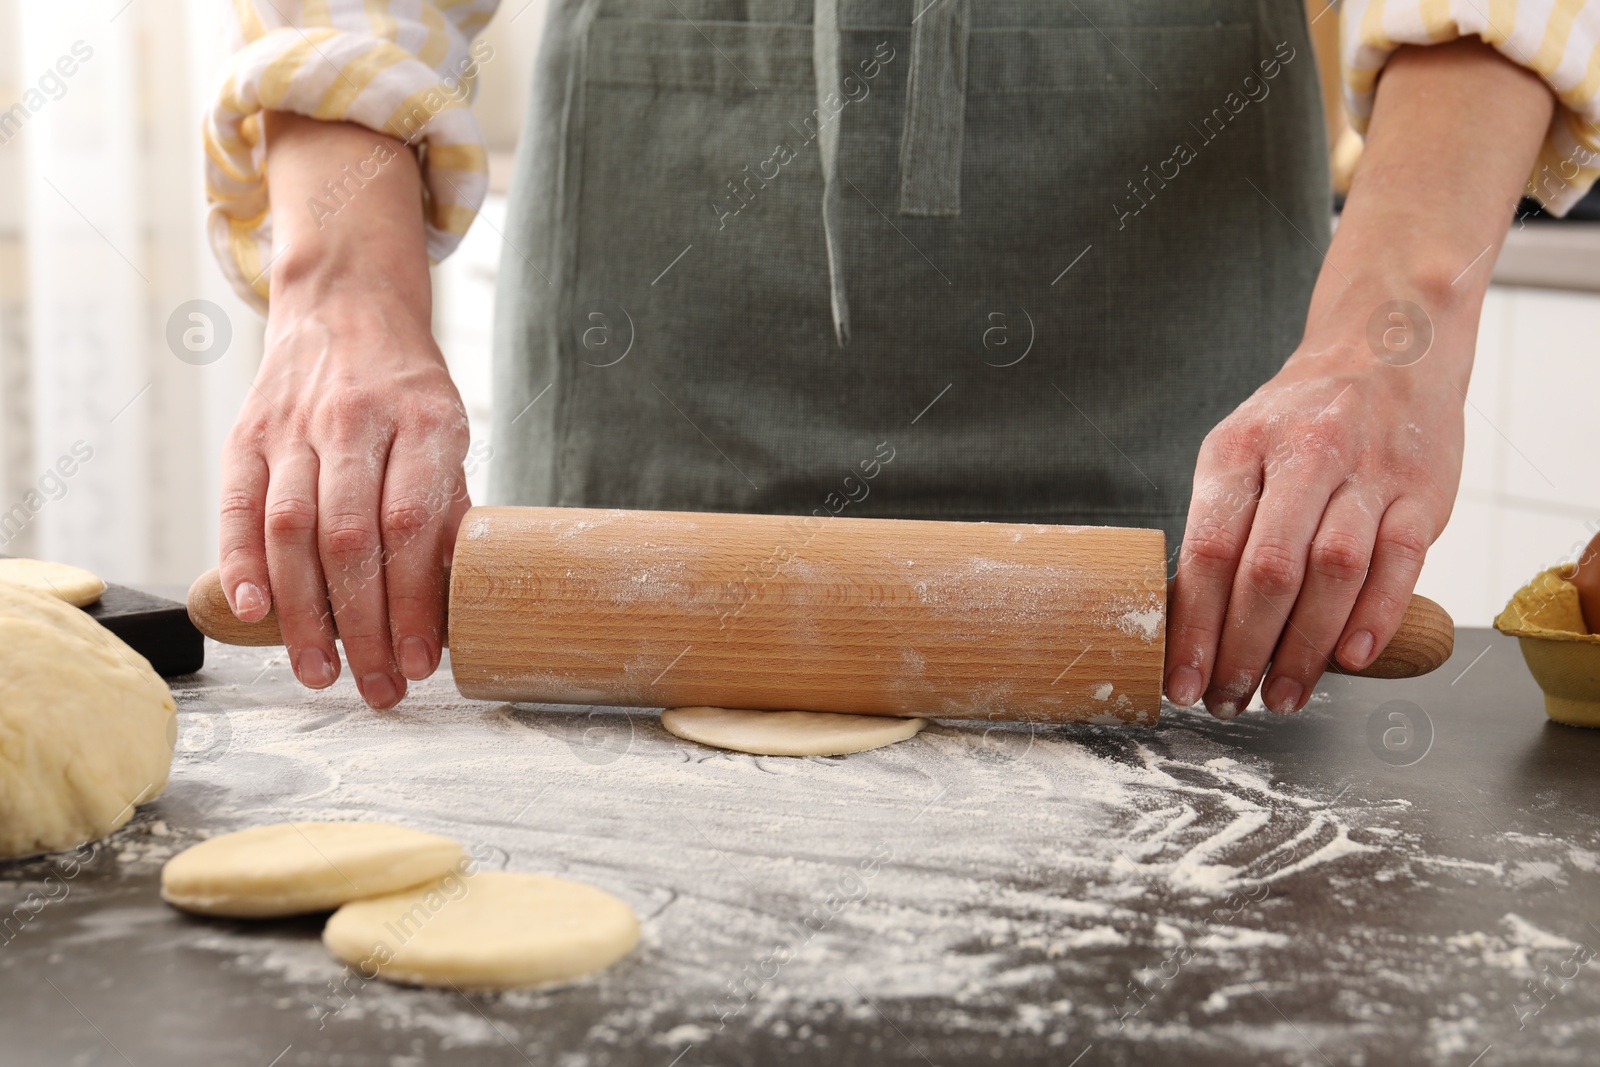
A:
[{"left": 204, "top": 0, "right": 1584, "bottom": 715}]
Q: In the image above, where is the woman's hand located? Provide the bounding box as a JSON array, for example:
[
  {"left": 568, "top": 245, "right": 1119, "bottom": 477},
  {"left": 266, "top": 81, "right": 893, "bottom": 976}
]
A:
[
  {"left": 216, "top": 113, "right": 472, "bottom": 709},
  {"left": 1166, "top": 36, "right": 1554, "bottom": 716},
  {"left": 1166, "top": 286, "right": 1465, "bottom": 716},
  {"left": 1574, "top": 530, "right": 1600, "bottom": 633}
]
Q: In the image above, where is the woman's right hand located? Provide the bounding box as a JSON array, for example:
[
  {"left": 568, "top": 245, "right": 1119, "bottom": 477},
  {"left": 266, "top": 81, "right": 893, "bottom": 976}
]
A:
[{"left": 216, "top": 112, "right": 473, "bottom": 709}]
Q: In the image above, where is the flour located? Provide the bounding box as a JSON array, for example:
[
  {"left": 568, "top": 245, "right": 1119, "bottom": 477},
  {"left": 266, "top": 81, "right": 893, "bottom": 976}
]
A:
[
  {"left": 13, "top": 640, "right": 1597, "bottom": 1062},
  {"left": 110, "top": 646, "right": 1376, "bottom": 1050},
  {"left": 1117, "top": 603, "right": 1165, "bottom": 642},
  {"left": 1443, "top": 912, "right": 1582, "bottom": 976}
]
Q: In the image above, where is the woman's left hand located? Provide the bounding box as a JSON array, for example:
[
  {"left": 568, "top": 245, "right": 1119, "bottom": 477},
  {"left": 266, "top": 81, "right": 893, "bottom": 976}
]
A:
[
  {"left": 1164, "top": 35, "right": 1555, "bottom": 718},
  {"left": 1164, "top": 283, "right": 1466, "bottom": 717}
]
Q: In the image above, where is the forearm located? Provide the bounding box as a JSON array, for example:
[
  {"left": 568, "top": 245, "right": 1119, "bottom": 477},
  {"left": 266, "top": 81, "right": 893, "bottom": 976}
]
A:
[
  {"left": 1306, "top": 37, "right": 1553, "bottom": 354},
  {"left": 263, "top": 111, "right": 434, "bottom": 316}
]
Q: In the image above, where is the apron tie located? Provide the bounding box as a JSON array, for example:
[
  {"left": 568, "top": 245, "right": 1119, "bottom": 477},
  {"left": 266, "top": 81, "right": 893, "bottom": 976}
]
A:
[
  {"left": 898, "top": 0, "right": 970, "bottom": 217},
  {"left": 812, "top": 0, "right": 970, "bottom": 346},
  {"left": 813, "top": 0, "right": 850, "bottom": 345}
]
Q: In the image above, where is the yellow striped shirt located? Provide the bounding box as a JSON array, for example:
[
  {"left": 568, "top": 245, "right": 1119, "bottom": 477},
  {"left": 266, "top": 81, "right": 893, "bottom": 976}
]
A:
[
  {"left": 1342, "top": 0, "right": 1600, "bottom": 214},
  {"left": 205, "top": 0, "right": 496, "bottom": 311},
  {"left": 205, "top": 0, "right": 1600, "bottom": 309}
]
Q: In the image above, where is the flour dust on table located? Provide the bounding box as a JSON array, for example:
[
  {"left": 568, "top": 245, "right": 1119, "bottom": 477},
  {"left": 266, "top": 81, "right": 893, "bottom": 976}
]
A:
[{"left": 12, "top": 640, "right": 1596, "bottom": 1064}]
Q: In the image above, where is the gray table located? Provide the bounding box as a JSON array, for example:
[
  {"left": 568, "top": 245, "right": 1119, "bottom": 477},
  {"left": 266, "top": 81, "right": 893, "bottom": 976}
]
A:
[{"left": 3, "top": 627, "right": 1598, "bottom": 1067}]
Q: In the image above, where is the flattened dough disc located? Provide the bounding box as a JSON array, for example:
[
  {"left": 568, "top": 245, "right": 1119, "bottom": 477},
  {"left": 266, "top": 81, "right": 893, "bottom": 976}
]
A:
[
  {"left": 323, "top": 871, "right": 640, "bottom": 990},
  {"left": 161, "top": 822, "right": 467, "bottom": 918},
  {"left": 662, "top": 706, "right": 927, "bottom": 757},
  {"left": 0, "top": 558, "right": 106, "bottom": 607}
]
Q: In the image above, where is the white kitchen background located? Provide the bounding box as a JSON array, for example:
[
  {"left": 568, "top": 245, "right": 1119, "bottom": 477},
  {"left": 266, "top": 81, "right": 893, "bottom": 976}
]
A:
[{"left": 0, "top": 0, "right": 1592, "bottom": 630}]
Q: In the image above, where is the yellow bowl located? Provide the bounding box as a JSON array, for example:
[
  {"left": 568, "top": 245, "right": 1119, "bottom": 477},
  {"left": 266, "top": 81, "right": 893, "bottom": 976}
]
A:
[{"left": 1495, "top": 567, "right": 1600, "bottom": 727}]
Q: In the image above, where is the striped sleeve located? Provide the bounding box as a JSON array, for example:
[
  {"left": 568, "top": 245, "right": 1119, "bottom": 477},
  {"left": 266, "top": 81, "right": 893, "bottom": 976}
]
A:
[
  {"left": 204, "top": 0, "right": 500, "bottom": 312},
  {"left": 1342, "top": 0, "right": 1600, "bottom": 216}
]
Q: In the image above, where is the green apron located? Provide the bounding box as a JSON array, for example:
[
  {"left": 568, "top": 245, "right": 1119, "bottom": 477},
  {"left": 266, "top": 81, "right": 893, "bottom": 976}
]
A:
[{"left": 489, "top": 0, "right": 1329, "bottom": 555}]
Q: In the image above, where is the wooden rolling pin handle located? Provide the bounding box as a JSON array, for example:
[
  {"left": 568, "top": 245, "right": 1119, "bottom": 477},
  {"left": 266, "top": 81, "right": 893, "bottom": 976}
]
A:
[
  {"left": 1324, "top": 593, "right": 1454, "bottom": 680},
  {"left": 187, "top": 567, "right": 1455, "bottom": 681},
  {"left": 184, "top": 567, "right": 453, "bottom": 649},
  {"left": 187, "top": 568, "right": 290, "bottom": 647}
]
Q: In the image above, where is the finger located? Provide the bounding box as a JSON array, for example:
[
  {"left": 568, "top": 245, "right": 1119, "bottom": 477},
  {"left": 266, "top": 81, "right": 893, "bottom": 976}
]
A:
[
  {"left": 435, "top": 468, "right": 473, "bottom": 658},
  {"left": 1335, "top": 500, "right": 1434, "bottom": 672},
  {"left": 1260, "top": 485, "right": 1381, "bottom": 714},
  {"left": 218, "top": 443, "right": 272, "bottom": 622},
  {"left": 440, "top": 470, "right": 472, "bottom": 568},
  {"left": 1165, "top": 439, "right": 1265, "bottom": 712},
  {"left": 381, "top": 437, "right": 466, "bottom": 681},
  {"left": 1203, "top": 464, "right": 1345, "bottom": 720},
  {"left": 262, "top": 449, "right": 339, "bottom": 689},
  {"left": 318, "top": 438, "right": 405, "bottom": 710}
]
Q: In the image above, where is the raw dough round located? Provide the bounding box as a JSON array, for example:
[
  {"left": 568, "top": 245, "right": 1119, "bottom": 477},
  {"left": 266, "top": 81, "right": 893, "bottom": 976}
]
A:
[
  {"left": 0, "top": 558, "right": 107, "bottom": 606},
  {"left": 323, "top": 871, "right": 640, "bottom": 989},
  {"left": 0, "top": 581, "right": 175, "bottom": 859},
  {"left": 661, "top": 706, "right": 928, "bottom": 757},
  {"left": 161, "top": 822, "right": 468, "bottom": 918}
]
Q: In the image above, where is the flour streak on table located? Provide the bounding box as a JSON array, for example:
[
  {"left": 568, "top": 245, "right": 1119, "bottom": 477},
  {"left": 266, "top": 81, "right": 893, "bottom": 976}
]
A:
[{"left": 5, "top": 633, "right": 1600, "bottom": 1066}]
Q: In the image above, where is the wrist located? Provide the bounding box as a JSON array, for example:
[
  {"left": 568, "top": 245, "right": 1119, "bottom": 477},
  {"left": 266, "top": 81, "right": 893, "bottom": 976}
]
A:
[
  {"left": 1300, "top": 214, "right": 1487, "bottom": 379},
  {"left": 262, "top": 111, "right": 431, "bottom": 314},
  {"left": 269, "top": 241, "right": 433, "bottom": 319},
  {"left": 1327, "top": 207, "right": 1492, "bottom": 313},
  {"left": 1295, "top": 280, "right": 1476, "bottom": 385},
  {"left": 262, "top": 269, "right": 444, "bottom": 380}
]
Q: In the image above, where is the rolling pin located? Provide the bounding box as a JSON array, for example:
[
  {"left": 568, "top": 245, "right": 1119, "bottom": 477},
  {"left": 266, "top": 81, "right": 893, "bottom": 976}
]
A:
[{"left": 187, "top": 506, "right": 1454, "bottom": 723}]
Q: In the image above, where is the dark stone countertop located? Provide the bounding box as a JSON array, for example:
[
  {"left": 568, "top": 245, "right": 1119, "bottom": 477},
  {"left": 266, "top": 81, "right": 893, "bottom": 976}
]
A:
[{"left": 3, "top": 627, "right": 1599, "bottom": 1067}]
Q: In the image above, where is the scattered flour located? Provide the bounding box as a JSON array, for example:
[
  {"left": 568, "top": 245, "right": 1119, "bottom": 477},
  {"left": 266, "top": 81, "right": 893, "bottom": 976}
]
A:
[
  {"left": 134, "top": 645, "right": 1399, "bottom": 1049},
  {"left": 9, "top": 640, "right": 1598, "bottom": 1063}
]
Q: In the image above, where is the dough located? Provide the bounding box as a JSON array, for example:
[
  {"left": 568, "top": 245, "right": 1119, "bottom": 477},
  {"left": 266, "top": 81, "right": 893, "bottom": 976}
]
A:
[
  {"left": 323, "top": 871, "right": 640, "bottom": 989},
  {"left": 161, "top": 822, "right": 468, "bottom": 918},
  {"left": 661, "top": 706, "right": 927, "bottom": 757},
  {"left": 0, "top": 558, "right": 106, "bottom": 606},
  {"left": 0, "top": 581, "right": 175, "bottom": 859}
]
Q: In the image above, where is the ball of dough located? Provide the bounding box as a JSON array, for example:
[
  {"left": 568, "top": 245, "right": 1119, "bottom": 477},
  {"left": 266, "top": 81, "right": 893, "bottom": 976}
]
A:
[
  {"left": 161, "top": 822, "right": 469, "bottom": 918},
  {"left": 0, "top": 558, "right": 107, "bottom": 607},
  {"left": 661, "top": 706, "right": 927, "bottom": 757},
  {"left": 0, "top": 581, "right": 175, "bottom": 859},
  {"left": 323, "top": 871, "right": 640, "bottom": 990}
]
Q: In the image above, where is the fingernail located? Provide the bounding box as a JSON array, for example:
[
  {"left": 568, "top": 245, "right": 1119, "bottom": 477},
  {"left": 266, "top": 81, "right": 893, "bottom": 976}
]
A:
[
  {"left": 1211, "top": 700, "right": 1240, "bottom": 721},
  {"left": 1342, "top": 630, "right": 1376, "bottom": 670},
  {"left": 1265, "top": 677, "right": 1304, "bottom": 716},
  {"left": 1166, "top": 665, "right": 1203, "bottom": 707},
  {"left": 398, "top": 636, "right": 433, "bottom": 680},
  {"left": 361, "top": 672, "right": 400, "bottom": 709},
  {"left": 233, "top": 581, "right": 267, "bottom": 621},
  {"left": 296, "top": 648, "right": 336, "bottom": 688}
]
